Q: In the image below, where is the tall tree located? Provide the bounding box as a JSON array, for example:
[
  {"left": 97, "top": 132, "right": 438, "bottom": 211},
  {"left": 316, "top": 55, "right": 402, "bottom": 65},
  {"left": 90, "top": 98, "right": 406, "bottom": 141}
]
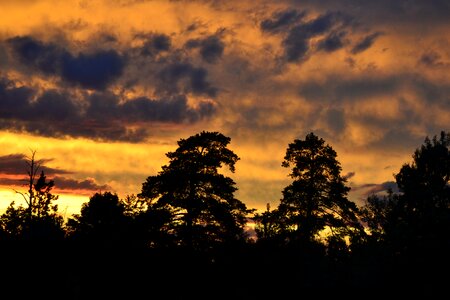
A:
[
  {"left": 359, "top": 132, "right": 450, "bottom": 291},
  {"left": 277, "top": 132, "right": 362, "bottom": 244},
  {"left": 387, "top": 131, "right": 450, "bottom": 250},
  {"left": 139, "top": 131, "right": 252, "bottom": 250}
]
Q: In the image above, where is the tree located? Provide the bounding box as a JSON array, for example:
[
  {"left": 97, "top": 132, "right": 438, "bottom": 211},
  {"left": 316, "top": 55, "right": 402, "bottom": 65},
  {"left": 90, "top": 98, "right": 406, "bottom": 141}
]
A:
[
  {"left": 0, "top": 202, "right": 27, "bottom": 240},
  {"left": 277, "top": 133, "right": 363, "bottom": 244},
  {"left": 120, "top": 194, "right": 174, "bottom": 248},
  {"left": 67, "top": 192, "right": 128, "bottom": 244},
  {"left": 358, "top": 132, "right": 450, "bottom": 291},
  {"left": 360, "top": 190, "right": 399, "bottom": 242},
  {"left": 139, "top": 131, "right": 253, "bottom": 250},
  {"left": 386, "top": 131, "right": 450, "bottom": 250},
  {"left": 0, "top": 151, "right": 64, "bottom": 240},
  {"left": 253, "top": 203, "right": 289, "bottom": 244}
]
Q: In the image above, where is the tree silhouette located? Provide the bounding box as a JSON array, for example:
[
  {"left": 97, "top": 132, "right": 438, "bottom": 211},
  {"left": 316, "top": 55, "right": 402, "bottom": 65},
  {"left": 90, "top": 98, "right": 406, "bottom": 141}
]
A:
[
  {"left": 0, "top": 202, "right": 27, "bottom": 240},
  {"left": 120, "top": 194, "right": 174, "bottom": 248},
  {"left": 276, "top": 133, "right": 363, "bottom": 245},
  {"left": 0, "top": 152, "right": 64, "bottom": 241},
  {"left": 360, "top": 190, "right": 399, "bottom": 242},
  {"left": 357, "top": 132, "right": 450, "bottom": 294},
  {"left": 253, "top": 203, "right": 289, "bottom": 244},
  {"left": 67, "top": 192, "right": 128, "bottom": 244},
  {"left": 139, "top": 131, "right": 253, "bottom": 250},
  {"left": 386, "top": 131, "right": 450, "bottom": 252}
]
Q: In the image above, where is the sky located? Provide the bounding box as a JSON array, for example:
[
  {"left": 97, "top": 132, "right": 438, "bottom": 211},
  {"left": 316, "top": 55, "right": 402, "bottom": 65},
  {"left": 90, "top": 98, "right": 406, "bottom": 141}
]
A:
[{"left": 0, "top": 0, "right": 449, "bottom": 216}]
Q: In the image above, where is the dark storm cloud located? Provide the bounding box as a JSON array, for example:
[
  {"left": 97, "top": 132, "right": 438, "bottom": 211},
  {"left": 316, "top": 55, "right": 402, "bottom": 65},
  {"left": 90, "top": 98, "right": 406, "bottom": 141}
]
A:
[
  {"left": 53, "top": 176, "right": 110, "bottom": 192},
  {"left": 282, "top": 11, "right": 352, "bottom": 61},
  {"left": 140, "top": 33, "right": 171, "bottom": 56},
  {"left": 7, "top": 36, "right": 64, "bottom": 75},
  {"left": 157, "top": 62, "right": 217, "bottom": 96},
  {"left": 317, "top": 31, "right": 347, "bottom": 52},
  {"left": 0, "top": 77, "right": 80, "bottom": 125},
  {"left": 351, "top": 32, "right": 383, "bottom": 54},
  {"left": 260, "top": 9, "right": 305, "bottom": 33},
  {"left": 292, "top": 0, "right": 450, "bottom": 26},
  {"left": 0, "top": 153, "right": 71, "bottom": 176},
  {"left": 86, "top": 92, "right": 215, "bottom": 124},
  {"left": 185, "top": 35, "right": 224, "bottom": 63},
  {"left": 7, "top": 36, "right": 125, "bottom": 90},
  {"left": 0, "top": 78, "right": 215, "bottom": 142},
  {"left": 61, "top": 50, "right": 125, "bottom": 90},
  {"left": 0, "top": 153, "right": 109, "bottom": 192}
]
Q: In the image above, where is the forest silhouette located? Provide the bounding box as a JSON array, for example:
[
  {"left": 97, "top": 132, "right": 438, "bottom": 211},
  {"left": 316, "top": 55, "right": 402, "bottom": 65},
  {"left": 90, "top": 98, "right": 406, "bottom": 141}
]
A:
[{"left": 1, "top": 130, "right": 449, "bottom": 299}]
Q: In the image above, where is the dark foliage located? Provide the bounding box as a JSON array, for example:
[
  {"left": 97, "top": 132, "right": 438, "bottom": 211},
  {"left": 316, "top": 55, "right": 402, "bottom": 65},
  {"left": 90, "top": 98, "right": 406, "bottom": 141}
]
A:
[
  {"left": 139, "top": 131, "right": 253, "bottom": 251},
  {"left": 1, "top": 131, "right": 449, "bottom": 298}
]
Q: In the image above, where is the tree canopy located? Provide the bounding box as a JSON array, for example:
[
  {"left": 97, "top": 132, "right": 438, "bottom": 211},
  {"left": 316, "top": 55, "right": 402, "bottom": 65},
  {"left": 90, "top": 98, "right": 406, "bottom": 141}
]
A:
[
  {"left": 258, "top": 133, "right": 363, "bottom": 245},
  {"left": 139, "top": 131, "right": 252, "bottom": 250},
  {"left": 1, "top": 130, "right": 450, "bottom": 298}
]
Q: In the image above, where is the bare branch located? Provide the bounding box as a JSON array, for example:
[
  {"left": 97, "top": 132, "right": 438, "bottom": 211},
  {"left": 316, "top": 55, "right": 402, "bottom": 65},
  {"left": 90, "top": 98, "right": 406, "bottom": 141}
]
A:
[{"left": 13, "top": 189, "right": 30, "bottom": 206}]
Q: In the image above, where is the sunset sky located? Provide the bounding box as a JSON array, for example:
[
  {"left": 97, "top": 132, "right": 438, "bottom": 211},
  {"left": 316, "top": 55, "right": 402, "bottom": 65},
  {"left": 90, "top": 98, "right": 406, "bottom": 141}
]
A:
[{"left": 0, "top": 0, "right": 449, "bottom": 216}]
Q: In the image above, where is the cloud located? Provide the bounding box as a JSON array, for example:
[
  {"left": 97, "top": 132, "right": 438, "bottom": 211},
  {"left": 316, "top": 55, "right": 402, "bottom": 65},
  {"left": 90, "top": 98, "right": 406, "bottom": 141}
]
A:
[
  {"left": 325, "top": 108, "right": 346, "bottom": 134},
  {"left": 157, "top": 62, "right": 217, "bottom": 97},
  {"left": 317, "top": 31, "right": 347, "bottom": 52},
  {"left": 418, "top": 50, "right": 448, "bottom": 67},
  {"left": 0, "top": 153, "right": 109, "bottom": 193},
  {"left": 298, "top": 74, "right": 400, "bottom": 103},
  {"left": 260, "top": 9, "right": 305, "bottom": 33},
  {"left": 351, "top": 32, "right": 383, "bottom": 54},
  {"left": 6, "top": 36, "right": 126, "bottom": 90},
  {"left": 53, "top": 176, "right": 110, "bottom": 192},
  {"left": 0, "top": 153, "right": 71, "bottom": 176},
  {"left": 293, "top": 0, "right": 450, "bottom": 26},
  {"left": 343, "top": 172, "right": 355, "bottom": 180},
  {"left": 354, "top": 181, "right": 399, "bottom": 198},
  {"left": 7, "top": 36, "right": 64, "bottom": 75},
  {"left": 140, "top": 33, "right": 171, "bottom": 56},
  {"left": 61, "top": 50, "right": 125, "bottom": 90},
  {"left": 0, "top": 77, "right": 216, "bottom": 141},
  {"left": 282, "top": 11, "right": 352, "bottom": 62},
  {"left": 185, "top": 34, "right": 225, "bottom": 64}
]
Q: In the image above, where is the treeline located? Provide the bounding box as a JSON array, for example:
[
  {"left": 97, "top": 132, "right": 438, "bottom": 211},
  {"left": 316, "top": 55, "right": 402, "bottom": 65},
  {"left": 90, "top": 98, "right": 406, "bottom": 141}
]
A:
[{"left": 0, "top": 131, "right": 449, "bottom": 299}]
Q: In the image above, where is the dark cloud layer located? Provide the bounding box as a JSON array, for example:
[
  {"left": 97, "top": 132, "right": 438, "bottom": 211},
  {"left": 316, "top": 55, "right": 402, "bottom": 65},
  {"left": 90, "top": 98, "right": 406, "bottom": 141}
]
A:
[
  {"left": 260, "top": 9, "right": 305, "bottom": 33},
  {"left": 0, "top": 153, "right": 71, "bottom": 176},
  {"left": 53, "top": 176, "right": 110, "bottom": 192},
  {"left": 271, "top": 11, "right": 354, "bottom": 62},
  {"left": 157, "top": 62, "right": 218, "bottom": 97},
  {"left": 140, "top": 33, "right": 172, "bottom": 56},
  {"left": 317, "top": 31, "right": 347, "bottom": 52},
  {"left": 290, "top": 0, "right": 450, "bottom": 28},
  {"left": 351, "top": 32, "right": 383, "bottom": 54},
  {"left": 298, "top": 74, "right": 450, "bottom": 105},
  {"left": 0, "top": 153, "right": 109, "bottom": 192},
  {"left": 185, "top": 35, "right": 225, "bottom": 63},
  {"left": 7, "top": 36, "right": 125, "bottom": 90},
  {"left": 0, "top": 77, "right": 215, "bottom": 141},
  {"left": 260, "top": 8, "right": 389, "bottom": 62}
]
